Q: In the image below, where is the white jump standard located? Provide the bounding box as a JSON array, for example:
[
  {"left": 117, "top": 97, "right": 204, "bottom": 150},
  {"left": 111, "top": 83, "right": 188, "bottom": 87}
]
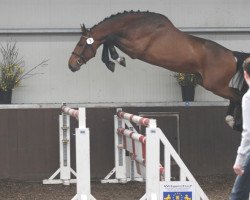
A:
[
  {"left": 43, "top": 107, "right": 77, "bottom": 185},
  {"left": 44, "top": 106, "right": 208, "bottom": 200},
  {"left": 62, "top": 105, "right": 95, "bottom": 200},
  {"left": 102, "top": 108, "right": 209, "bottom": 200}
]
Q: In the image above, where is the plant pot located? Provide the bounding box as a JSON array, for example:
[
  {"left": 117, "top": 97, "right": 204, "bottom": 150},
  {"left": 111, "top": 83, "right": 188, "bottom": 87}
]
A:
[
  {"left": 0, "top": 89, "right": 12, "bottom": 104},
  {"left": 181, "top": 85, "right": 195, "bottom": 102}
]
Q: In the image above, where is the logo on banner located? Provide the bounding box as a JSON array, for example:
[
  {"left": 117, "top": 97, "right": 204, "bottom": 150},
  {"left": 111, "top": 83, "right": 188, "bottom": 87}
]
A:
[
  {"left": 160, "top": 181, "right": 194, "bottom": 200},
  {"left": 163, "top": 192, "right": 192, "bottom": 200}
]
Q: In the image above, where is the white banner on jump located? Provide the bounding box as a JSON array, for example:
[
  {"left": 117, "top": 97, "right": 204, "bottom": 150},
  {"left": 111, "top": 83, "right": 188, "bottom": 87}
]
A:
[{"left": 160, "top": 181, "right": 195, "bottom": 200}]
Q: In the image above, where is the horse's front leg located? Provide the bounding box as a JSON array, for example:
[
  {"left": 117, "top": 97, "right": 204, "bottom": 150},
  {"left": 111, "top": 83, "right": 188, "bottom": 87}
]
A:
[
  {"left": 108, "top": 45, "right": 126, "bottom": 67},
  {"left": 104, "top": 35, "right": 126, "bottom": 67},
  {"left": 101, "top": 44, "right": 115, "bottom": 72}
]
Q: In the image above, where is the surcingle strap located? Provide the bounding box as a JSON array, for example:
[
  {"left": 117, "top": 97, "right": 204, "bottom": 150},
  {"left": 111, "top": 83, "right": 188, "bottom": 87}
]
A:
[
  {"left": 231, "top": 51, "right": 250, "bottom": 91},
  {"left": 229, "top": 67, "right": 244, "bottom": 90}
]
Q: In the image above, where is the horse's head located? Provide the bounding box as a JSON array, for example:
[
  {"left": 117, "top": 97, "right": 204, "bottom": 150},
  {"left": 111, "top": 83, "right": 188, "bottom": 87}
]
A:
[{"left": 68, "top": 24, "right": 97, "bottom": 72}]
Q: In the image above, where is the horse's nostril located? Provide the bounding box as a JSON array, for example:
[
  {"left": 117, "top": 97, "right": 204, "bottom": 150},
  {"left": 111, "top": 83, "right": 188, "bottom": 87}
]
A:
[
  {"left": 68, "top": 64, "right": 78, "bottom": 72},
  {"left": 68, "top": 64, "right": 74, "bottom": 71}
]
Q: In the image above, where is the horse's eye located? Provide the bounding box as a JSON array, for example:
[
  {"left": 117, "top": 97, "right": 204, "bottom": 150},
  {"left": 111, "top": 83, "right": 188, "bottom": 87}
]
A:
[{"left": 78, "top": 44, "right": 84, "bottom": 47}]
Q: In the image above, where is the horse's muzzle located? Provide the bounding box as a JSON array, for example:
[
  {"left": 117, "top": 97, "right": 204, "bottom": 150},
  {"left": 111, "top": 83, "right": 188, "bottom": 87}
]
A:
[{"left": 68, "top": 64, "right": 80, "bottom": 72}]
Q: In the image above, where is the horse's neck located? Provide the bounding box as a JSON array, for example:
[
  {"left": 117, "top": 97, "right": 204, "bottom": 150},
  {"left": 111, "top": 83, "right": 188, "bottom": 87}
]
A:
[
  {"left": 91, "top": 13, "right": 173, "bottom": 60},
  {"left": 92, "top": 21, "right": 123, "bottom": 41},
  {"left": 91, "top": 14, "right": 147, "bottom": 43}
]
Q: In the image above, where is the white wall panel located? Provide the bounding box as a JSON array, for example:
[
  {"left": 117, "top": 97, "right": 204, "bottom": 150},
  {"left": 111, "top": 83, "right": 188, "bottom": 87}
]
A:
[
  {"left": 108, "top": 0, "right": 250, "bottom": 28},
  {"left": 1, "top": 0, "right": 250, "bottom": 29},
  {"left": 0, "top": 0, "right": 111, "bottom": 28},
  {"left": 0, "top": 0, "right": 249, "bottom": 104}
]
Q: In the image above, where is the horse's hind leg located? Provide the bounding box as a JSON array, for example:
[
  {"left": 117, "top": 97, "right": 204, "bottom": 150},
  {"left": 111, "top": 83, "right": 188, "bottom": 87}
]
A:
[
  {"left": 211, "top": 85, "right": 242, "bottom": 131},
  {"left": 233, "top": 102, "right": 242, "bottom": 131},
  {"left": 226, "top": 100, "right": 243, "bottom": 131},
  {"left": 222, "top": 87, "right": 244, "bottom": 132},
  {"left": 225, "top": 101, "right": 235, "bottom": 129},
  {"left": 230, "top": 82, "right": 249, "bottom": 131}
]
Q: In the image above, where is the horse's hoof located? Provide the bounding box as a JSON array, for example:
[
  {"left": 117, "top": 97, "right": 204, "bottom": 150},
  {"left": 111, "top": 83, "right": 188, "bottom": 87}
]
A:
[
  {"left": 107, "top": 61, "right": 115, "bottom": 72},
  {"left": 117, "top": 57, "right": 126, "bottom": 67},
  {"left": 225, "top": 115, "right": 235, "bottom": 129}
]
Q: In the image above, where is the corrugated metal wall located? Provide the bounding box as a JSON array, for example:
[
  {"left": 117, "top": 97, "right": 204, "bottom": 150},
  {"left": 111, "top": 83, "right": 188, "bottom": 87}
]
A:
[{"left": 0, "top": 1, "right": 249, "bottom": 104}]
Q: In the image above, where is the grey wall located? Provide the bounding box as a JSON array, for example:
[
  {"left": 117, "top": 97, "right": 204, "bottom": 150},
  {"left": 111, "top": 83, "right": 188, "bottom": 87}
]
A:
[{"left": 0, "top": 1, "right": 249, "bottom": 104}]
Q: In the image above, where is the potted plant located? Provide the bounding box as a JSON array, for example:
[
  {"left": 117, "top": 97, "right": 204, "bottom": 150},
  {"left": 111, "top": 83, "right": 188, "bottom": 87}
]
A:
[
  {"left": 174, "top": 72, "right": 198, "bottom": 101},
  {"left": 0, "top": 41, "right": 48, "bottom": 104}
]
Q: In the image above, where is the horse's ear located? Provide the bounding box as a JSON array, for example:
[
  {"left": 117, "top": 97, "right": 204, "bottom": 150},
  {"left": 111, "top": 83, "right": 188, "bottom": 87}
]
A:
[{"left": 80, "top": 24, "right": 87, "bottom": 34}]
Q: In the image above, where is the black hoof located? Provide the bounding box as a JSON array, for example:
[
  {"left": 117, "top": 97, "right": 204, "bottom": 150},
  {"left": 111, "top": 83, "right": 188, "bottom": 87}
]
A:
[
  {"left": 119, "top": 57, "right": 126, "bottom": 67},
  {"left": 106, "top": 61, "right": 115, "bottom": 72}
]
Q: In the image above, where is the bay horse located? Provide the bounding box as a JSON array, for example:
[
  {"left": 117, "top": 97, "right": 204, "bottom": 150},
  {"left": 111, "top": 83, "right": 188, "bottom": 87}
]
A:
[{"left": 68, "top": 11, "right": 249, "bottom": 131}]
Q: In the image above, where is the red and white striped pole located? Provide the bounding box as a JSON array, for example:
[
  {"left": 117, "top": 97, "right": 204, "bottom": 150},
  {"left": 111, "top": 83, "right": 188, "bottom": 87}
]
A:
[
  {"left": 61, "top": 104, "right": 79, "bottom": 120},
  {"left": 117, "top": 111, "right": 150, "bottom": 127}
]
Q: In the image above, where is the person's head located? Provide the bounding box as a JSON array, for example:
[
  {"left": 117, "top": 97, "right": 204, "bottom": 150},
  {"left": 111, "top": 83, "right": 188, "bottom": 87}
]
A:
[
  {"left": 243, "top": 57, "right": 250, "bottom": 86},
  {"left": 243, "top": 57, "right": 250, "bottom": 75}
]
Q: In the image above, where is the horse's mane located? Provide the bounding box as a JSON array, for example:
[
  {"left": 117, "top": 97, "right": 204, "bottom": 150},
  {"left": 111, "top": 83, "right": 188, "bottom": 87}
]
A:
[{"left": 91, "top": 10, "right": 167, "bottom": 29}]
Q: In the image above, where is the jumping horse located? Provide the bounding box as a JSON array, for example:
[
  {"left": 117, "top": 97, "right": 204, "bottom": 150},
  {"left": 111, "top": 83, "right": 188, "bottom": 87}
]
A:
[{"left": 68, "top": 11, "right": 250, "bottom": 131}]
